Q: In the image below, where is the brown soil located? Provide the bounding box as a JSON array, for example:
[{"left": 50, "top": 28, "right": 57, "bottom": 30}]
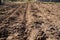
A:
[{"left": 0, "top": 2, "right": 60, "bottom": 40}]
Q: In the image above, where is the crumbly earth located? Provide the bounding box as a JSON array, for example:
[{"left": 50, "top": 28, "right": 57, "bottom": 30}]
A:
[{"left": 0, "top": 2, "right": 60, "bottom": 40}]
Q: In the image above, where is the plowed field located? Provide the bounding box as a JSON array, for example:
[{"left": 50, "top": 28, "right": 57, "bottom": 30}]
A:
[{"left": 0, "top": 2, "right": 60, "bottom": 40}]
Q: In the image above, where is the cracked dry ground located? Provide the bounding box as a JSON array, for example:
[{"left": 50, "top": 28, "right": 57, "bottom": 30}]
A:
[{"left": 0, "top": 2, "right": 60, "bottom": 40}]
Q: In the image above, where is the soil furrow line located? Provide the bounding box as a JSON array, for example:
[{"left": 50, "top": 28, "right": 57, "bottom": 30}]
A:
[{"left": 1, "top": 5, "right": 23, "bottom": 24}]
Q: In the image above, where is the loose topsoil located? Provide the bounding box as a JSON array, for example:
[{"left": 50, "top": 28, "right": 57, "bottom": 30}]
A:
[{"left": 0, "top": 2, "right": 60, "bottom": 40}]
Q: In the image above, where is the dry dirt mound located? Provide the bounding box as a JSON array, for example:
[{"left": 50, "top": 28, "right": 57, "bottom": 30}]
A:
[{"left": 0, "top": 2, "right": 60, "bottom": 40}]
